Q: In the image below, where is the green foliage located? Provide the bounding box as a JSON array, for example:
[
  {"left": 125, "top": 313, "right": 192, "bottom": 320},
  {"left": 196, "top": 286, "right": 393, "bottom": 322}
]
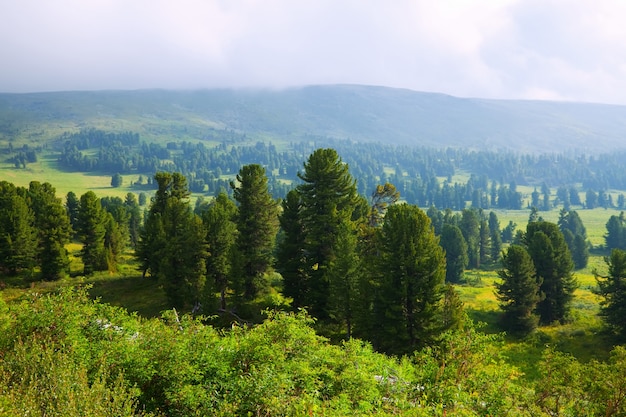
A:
[
  {"left": 28, "top": 181, "right": 72, "bottom": 280},
  {"left": 596, "top": 249, "right": 626, "bottom": 340},
  {"left": 297, "top": 148, "right": 360, "bottom": 319},
  {"left": 373, "top": 204, "right": 447, "bottom": 354},
  {"left": 558, "top": 209, "right": 590, "bottom": 269},
  {"left": 231, "top": 164, "right": 279, "bottom": 300},
  {"left": 0, "top": 183, "right": 37, "bottom": 274},
  {"left": 137, "top": 172, "right": 208, "bottom": 310},
  {"left": 78, "top": 191, "right": 109, "bottom": 274},
  {"left": 276, "top": 189, "right": 308, "bottom": 309},
  {"left": 201, "top": 191, "right": 238, "bottom": 311},
  {"left": 525, "top": 221, "right": 577, "bottom": 325},
  {"left": 111, "top": 172, "right": 123, "bottom": 187},
  {"left": 460, "top": 208, "right": 481, "bottom": 269},
  {"left": 327, "top": 219, "right": 361, "bottom": 339},
  {"left": 440, "top": 223, "right": 469, "bottom": 283},
  {"left": 496, "top": 245, "right": 542, "bottom": 336}
]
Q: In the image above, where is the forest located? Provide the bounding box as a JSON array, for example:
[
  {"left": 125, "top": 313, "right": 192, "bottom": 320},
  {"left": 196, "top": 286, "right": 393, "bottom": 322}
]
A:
[
  {"left": 10, "top": 127, "right": 626, "bottom": 209},
  {"left": 3, "top": 139, "right": 626, "bottom": 415}
]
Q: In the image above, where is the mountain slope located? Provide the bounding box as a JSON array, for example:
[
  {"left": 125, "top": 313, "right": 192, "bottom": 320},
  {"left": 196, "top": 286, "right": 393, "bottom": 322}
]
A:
[{"left": 1, "top": 85, "right": 626, "bottom": 153}]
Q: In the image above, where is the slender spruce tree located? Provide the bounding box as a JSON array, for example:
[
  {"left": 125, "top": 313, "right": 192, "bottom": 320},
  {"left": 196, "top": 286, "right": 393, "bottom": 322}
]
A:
[
  {"left": 28, "top": 182, "right": 71, "bottom": 280},
  {"left": 201, "top": 191, "right": 238, "bottom": 311},
  {"left": 296, "top": 148, "right": 360, "bottom": 319},
  {"left": 137, "top": 172, "right": 207, "bottom": 310},
  {"left": 77, "top": 191, "right": 108, "bottom": 275},
  {"left": 0, "top": 183, "right": 37, "bottom": 274},
  {"left": 524, "top": 221, "right": 576, "bottom": 324},
  {"left": 276, "top": 189, "right": 308, "bottom": 309},
  {"left": 496, "top": 245, "right": 542, "bottom": 336},
  {"left": 440, "top": 223, "right": 468, "bottom": 283},
  {"left": 231, "top": 164, "right": 279, "bottom": 300},
  {"left": 596, "top": 249, "right": 626, "bottom": 340},
  {"left": 373, "top": 203, "right": 447, "bottom": 354}
]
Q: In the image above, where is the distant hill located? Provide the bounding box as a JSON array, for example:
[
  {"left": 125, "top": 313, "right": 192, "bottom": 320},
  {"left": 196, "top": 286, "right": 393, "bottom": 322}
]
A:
[{"left": 2, "top": 84, "right": 626, "bottom": 153}]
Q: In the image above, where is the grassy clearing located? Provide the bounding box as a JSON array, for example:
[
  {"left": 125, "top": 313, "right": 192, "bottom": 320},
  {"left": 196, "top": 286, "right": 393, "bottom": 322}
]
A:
[{"left": 0, "top": 154, "right": 152, "bottom": 199}]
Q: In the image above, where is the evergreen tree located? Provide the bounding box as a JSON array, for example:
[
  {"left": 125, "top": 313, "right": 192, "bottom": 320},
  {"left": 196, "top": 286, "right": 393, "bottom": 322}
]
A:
[
  {"left": 65, "top": 191, "right": 80, "bottom": 236},
  {"left": 231, "top": 164, "right": 279, "bottom": 300},
  {"left": 496, "top": 245, "right": 542, "bottom": 336},
  {"left": 296, "top": 148, "right": 360, "bottom": 319},
  {"left": 327, "top": 219, "right": 360, "bottom": 339},
  {"left": 111, "top": 173, "right": 123, "bottom": 188},
  {"left": 605, "top": 212, "right": 626, "bottom": 251},
  {"left": 596, "top": 249, "right": 626, "bottom": 340},
  {"left": 501, "top": 220, "right": 517, "bottom": 243},
  {"left": 124, "top": 193, "right": 141, "bottom": 249},
  {"left": 524, "top": 221, "right": 577, "bottom": 324},
  {"left": 373, "top": 204, "right": 446, "bottom": 354},
  {"left": 488, "top": 211, "right": 503, "bottom": 262},
  {"left": 28, "top": 182, "right": 71, "bottom": 280},
  {"left": 201, "top": 191, "right": 238, "bottom": 311},
  {"left": 77, "top": 191, "right": 108, "bottom": 275},
  {"left": 137, "top": 172, "right": 207, "bottom": 310},
  {"left": 276, "top": 190, "right": 308, "bottom": 309},
  {"left": 558, "top": 210, "right": 589, "bottom": 269},
  {"left": 440, "top": 224, "right": 468, "bottom": 283},
  {"left": 460, "top": 208, "right": 480, "bottom": 268},
  {"left": 479, "top": 217, "right": 491, "bottom": 265},
  {"left": 368, "top": 182, "right": 399, "bottom": 227},
  {"left": 136, "top": 172, "right": 188, "bottom": 278},
  {"left": 0, "top": 183, "right": 37, "bottom": 274}
]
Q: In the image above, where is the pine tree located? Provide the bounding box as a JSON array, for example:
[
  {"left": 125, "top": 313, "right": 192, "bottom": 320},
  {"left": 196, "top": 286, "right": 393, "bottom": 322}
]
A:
[
  {"left": 0, "top": 183, "right": 37, "bottom": 274},
  {"left": 231, "top": 164, "right": 279, "bottom": 300},
  {"left": 137, "top": 172, "right": 207, "bottom": 310},
  {"left": 124, "top": 193, "right": 141, "bottom": 249},
  {"left": 296, "top": 148, "right": 360, "bottom": 319},
  {"left": 276, "top": 189, "right": 308, "bottom": 309},
  {"left": 65, "top": 191, "right": 80, "bottom": 236},
  {"left": 479, "top": 217, "right": 491, "bottom": 265},
  {"left": 327, "top": 219, "right": 361, "bottom": 338},
  {"left": 496, "top": 245, "right": 542, "bottom": 336},
  {"left": 28, "top": 182, "right": 71, "bottom": 280},
  {"left": 201, "top": 191, "right": 238, "bottom": 311},
  {"left": 489, "top": 211, "right": 503, "bottom": 262},
  {"left": 460, "top": 208, "right": 480, "bottom": 268},
  {"left": 440, "top": 224, "right": 468, "bottom": 283},
  {"left": 524, "top": 221, "right": 577, "bottom": 324},
  {"left": 558, "top": 209, "right": 589, "bottom": 269},
  {"left": 77, "top": 191, "right": 108, "bottom": 275},
  {"left": 373, "top": 203, "right": 446, "bottom": 354},
  {"left": 368, "top": 183, "right": 400, "bottom": 227},
  {"left": 596, "top": 249, "right": 626, "bottom": 340}
]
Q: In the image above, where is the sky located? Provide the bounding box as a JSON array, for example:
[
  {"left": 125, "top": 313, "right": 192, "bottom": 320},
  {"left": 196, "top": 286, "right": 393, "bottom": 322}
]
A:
[{"left": 2, "top": 0, "right": 626, "bottom": 104}]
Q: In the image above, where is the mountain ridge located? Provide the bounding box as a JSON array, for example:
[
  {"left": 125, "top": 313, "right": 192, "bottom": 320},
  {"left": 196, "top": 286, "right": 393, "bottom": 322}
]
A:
[{"left": 2, "top": 84, "right": 626, "bottom": 153}]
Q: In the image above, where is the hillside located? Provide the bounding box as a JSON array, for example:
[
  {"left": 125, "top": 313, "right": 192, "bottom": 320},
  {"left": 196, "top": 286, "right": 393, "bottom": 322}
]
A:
[{"left": 2, "top": 85, "right": 626, "bottom": 153}]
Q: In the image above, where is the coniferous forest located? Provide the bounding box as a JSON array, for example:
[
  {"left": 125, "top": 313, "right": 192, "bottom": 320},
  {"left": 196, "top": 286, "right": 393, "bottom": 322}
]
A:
[{"left": 4, "top": 132, "right": 626, "bottom": 415}]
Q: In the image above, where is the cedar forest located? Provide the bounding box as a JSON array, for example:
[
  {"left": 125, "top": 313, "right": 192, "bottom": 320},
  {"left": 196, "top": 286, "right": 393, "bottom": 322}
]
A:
[{"left": 4, "top": 127, "right": 626, "bottom": 416}]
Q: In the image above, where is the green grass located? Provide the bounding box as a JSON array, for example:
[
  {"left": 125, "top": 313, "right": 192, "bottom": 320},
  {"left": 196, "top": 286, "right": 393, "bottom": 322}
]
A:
[{"left": 0, "top": 153, "right": 152, "bottom": 199}]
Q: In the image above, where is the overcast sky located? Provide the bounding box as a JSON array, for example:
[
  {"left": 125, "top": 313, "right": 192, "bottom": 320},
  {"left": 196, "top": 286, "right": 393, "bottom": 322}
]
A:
[{"left": 2, "top": 0, "right": 626, "bottom": 104}]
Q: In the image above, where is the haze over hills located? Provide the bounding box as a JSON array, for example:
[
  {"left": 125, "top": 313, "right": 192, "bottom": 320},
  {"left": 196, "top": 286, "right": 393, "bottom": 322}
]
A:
[{"left": 2, "top": 84, "right": 626, "bottom": 153}]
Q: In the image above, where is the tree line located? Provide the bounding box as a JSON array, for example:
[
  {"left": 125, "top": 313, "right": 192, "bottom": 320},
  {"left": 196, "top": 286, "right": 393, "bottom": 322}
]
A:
[{"left": 13, "top": 127, "right": 625, "bottom": 210}]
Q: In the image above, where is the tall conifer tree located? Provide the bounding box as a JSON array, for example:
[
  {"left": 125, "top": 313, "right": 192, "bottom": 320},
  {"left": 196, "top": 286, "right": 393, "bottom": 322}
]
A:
[
  {"left": 202, "top": 191, "right": 238, "bottom": 311},
  {"left": 231, "top": 164, "right": 279, "bottom": 300},
  {"left": 296, "top": 148, "right": 359, "bottom": 319},
  {"left": 524, "top": 221, "right": 576, "bottom": 324},
  {"left": 28, "top": 182, "right": 71, "bottom": 280},
  {"left": 496, "top": 245, "right": 542, "bottom": 335},
  {"left": 373, "top": 203, "right": 447, "bottom": 354}
]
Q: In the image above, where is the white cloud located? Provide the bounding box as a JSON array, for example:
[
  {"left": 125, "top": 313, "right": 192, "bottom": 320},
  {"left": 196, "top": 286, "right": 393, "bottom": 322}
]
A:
[{"left": 2, "top": 0, "right": 626, "bottom": 104}]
